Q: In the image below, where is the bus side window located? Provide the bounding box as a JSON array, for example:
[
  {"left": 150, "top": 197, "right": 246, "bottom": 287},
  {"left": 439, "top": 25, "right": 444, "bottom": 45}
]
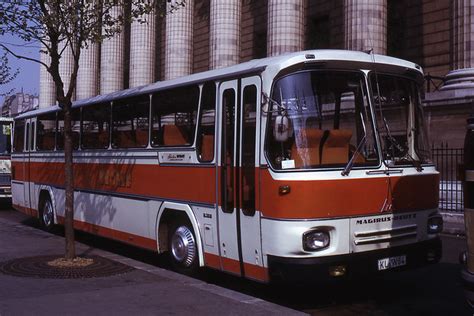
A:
[
  {"left": 151, "top": 85, "right": 199, "bottom": 147},
  {"left": 57, "top": 108, "right": 81, "bottom": 150},
  {"left": 197, "top": 81, "right": 216, "bottom": 162},
  {"left": 112, "top": 96, "right": 149, "bottom": 149},
  {"left": 37, "top": 112, "right": 56, "bottom": 151},
  {"left": 30, "top": 121, "right": 35, "bottom": 151},
  {"left": 82, "top": 103, "right": 110, "bottom": 150},
  {"left": 242, "top": 85, "right": 257, "bottom": 215},
  {"left": 13, "top": 120, "right": 25, "bottom": 153}
]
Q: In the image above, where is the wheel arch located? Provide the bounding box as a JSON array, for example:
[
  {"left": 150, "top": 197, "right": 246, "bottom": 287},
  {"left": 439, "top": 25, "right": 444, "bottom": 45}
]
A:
[{"left": 156, "top": 202, "right": 204, "bottom": 267}]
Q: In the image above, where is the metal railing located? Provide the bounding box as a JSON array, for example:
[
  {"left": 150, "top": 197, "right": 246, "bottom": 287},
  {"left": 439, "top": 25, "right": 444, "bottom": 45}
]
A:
[
  {"left": 431, "top": 143, "right": 464, "bottom": 212},
  {"left": 425, "top": 74, "right": 445, "bottom": 93}
]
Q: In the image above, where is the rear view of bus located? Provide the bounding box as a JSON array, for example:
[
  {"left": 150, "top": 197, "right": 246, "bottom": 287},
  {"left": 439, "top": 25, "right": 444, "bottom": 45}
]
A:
[
  {"left": 0, "top": 117, "right": 13, "bottom": 200},
  {"left": 262, "top": 51, "right": 442, "bottom": 281}
]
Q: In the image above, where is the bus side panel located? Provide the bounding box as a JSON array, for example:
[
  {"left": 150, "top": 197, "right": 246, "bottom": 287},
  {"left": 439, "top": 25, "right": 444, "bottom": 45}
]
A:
[
  {"left": 192, "top": 206, "right": 220, "bottom": 269},
  {"left": 52, "top": 187, "right": 157, "bottom": 250},
  {"left": 11, "top": 159, "right": 25, "bottom": 209}
]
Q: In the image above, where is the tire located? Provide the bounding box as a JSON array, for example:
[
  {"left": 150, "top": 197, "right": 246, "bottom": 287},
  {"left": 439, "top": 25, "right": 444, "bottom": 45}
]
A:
[
  {"left": 39, "top": 197, "right": 55, "bottom": 232},
  {"left": 168, "top": 221, "right": 199, "bottom": 275}
]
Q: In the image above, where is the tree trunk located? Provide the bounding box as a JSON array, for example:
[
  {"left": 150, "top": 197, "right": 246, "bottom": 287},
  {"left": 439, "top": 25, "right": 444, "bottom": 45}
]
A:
[{"left": 63, "top": 101, "right": 75, "bottom": 259}]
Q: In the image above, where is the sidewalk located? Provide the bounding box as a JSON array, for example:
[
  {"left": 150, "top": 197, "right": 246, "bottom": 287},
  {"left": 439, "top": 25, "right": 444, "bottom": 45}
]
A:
[
  {"left": 0, "top": 212, "right": 302, "bottom": 315},
  {"left": 441, "top": 211, "right": 465, "bottom": 236}
]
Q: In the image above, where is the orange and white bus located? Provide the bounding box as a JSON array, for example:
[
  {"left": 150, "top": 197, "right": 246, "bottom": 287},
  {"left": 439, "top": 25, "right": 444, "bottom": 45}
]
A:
[
  {"left": 0, "top": 117, "right": 13, "bottom": 200},
  {"left": 11, "top": 50, "right": 442, "bottom": 282}
]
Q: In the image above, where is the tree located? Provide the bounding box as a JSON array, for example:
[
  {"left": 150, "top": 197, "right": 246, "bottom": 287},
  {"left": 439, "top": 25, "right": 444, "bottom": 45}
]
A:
[
  {"left": 0, "top": 50, "right": 19, "bottom": 96},
  {"left": 0, "top": 0, "right": 184, "bottom": 261}
]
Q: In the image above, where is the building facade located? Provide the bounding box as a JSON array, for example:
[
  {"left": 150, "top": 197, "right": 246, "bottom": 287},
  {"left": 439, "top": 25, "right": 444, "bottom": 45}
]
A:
[
  {"left": 1, "top": 92, "right": 39, "bottom": 117},
  {"left": 38, "top": 0, "right": 474, "bottom": 146}
]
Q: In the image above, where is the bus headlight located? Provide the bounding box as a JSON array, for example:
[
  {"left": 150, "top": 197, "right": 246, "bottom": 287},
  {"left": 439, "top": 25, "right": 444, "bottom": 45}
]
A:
[
  {"left": 303, "top": 230, "right": 330, "bottom": 251},
  {"left": 427, "top": 216, "right": 443, "bottom": 234}
]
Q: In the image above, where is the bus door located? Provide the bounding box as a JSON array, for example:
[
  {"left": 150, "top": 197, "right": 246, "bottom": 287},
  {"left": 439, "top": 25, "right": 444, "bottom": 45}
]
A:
[
  {"left": 238, "top": 77, "right": 265, "bottom": 281},
  {"left": 218, "top": 77, "right": 264, "bottom": 280},
  {"left": 23, "top": 118, "right": 36, "bottom": 211},
  {"left": 218, "top": 79, "right": 241, "bottom": 275}
]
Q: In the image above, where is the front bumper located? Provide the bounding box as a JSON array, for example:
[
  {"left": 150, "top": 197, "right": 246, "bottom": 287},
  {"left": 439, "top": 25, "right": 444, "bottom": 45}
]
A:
[
  {"left": 268, "top": 238, "right": 442, "bottom": 283},
  {"left": 0, "top": 186, "right": 11, "bottom": 198}
]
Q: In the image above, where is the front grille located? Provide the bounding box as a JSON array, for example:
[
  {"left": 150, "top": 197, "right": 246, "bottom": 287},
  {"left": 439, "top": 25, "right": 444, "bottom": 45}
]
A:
[
  {"left": 0, "top": 174, "right": 11, "bottom": 186},
  {"left": 354, "top": 224, "right": 417, "bottom": 245}
]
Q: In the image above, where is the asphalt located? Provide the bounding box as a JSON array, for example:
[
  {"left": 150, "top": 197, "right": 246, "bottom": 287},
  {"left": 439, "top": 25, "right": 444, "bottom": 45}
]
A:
[{"left": 0, "top": 209, "right": 302, "bottom": 316}]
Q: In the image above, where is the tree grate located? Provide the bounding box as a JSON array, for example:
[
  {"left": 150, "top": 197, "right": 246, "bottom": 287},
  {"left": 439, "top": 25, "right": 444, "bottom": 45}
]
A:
[{"left": 0, "top": 255, "right": 135, "bottom": 279}]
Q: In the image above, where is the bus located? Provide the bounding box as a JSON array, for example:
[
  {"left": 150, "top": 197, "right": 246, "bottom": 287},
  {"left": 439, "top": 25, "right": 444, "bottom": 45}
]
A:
[
  {"left": 11, "top": 50, "right": 442, "bottom": 282},
  {"left": 0, "top": 117, "right": 13, "bottom": 201}
]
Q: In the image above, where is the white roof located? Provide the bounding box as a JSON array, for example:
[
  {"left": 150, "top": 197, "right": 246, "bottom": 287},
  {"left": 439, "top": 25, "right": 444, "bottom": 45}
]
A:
[{"left": 16, "top": 49, "right": 422, "bottom": 120}]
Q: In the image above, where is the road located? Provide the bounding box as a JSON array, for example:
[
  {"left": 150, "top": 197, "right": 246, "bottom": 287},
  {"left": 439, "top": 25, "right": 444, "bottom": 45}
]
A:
[{"left": 0, "top": 205, "right": 470, "bottom": 315}]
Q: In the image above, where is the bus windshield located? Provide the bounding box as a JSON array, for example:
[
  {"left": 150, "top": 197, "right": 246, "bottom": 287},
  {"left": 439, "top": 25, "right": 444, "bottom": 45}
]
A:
[
  {"left": 370, "top": 73, "right": 431, "bottom": 167},
  {"left": 0, "top": 122, "right": 12, "bottom": 155},
  {"left": 266, "top": 70, "right": 379, "bottom": 170}
]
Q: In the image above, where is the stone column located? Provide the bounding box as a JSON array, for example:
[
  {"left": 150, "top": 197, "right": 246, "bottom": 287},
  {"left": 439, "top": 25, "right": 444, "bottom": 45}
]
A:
[
  {"left": 164, "top": 0, "right": 194, "bottom": 80},
  {"left": 129, "top": 6, "right": 156, "bottom": 87},
  {"left": 100, "top": 5, "right": 125, "bottom": 94},
  {"left": 267, "top": 0, "right": 305, "bottom": 57},
  {"left": 76, "top": 42, "right": 99, "bottom": 100},
  {"left": 39, "top": 47, "right": 56, "bottom": 108},
  {"left": 344, "top": 0, "right": 387, "bottom": 54},
  {"left": 209, "top": 0, "right": 241, "bottom": 69},
  {"left": 59, "top": 44, "right": 76, "bottom": 101},
  {"left": 441, "top": 0, "right": 474, "bottom": 90}
]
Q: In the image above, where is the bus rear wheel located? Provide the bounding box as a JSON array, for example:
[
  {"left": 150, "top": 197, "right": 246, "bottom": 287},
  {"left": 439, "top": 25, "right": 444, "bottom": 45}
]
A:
[
  {"left": 40, "top": 197, "right": 55, "bottom": 232},
  {"left": 168, "top": 222, "right": 198, "bottom": 275}
]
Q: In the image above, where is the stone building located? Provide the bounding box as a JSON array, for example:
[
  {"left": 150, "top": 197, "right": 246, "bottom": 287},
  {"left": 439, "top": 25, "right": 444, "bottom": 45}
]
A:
[
  {"left": 1, "top": 92, "right": 39, "bottom": 117},
  {"left": 39, "top": 0, "right": 474, "bottom": 147}
]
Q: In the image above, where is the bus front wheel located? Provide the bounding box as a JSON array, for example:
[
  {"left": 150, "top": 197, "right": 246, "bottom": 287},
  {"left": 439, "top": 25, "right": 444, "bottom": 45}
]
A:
[{"left": 168, "top": 222, "right": 198, "bottom": 275}]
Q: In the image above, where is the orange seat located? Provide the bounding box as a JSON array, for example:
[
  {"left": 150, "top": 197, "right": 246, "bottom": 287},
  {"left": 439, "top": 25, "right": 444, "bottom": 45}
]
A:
[
  {"left": 135, "top": 130, "right": 148, "bottom": 147},
  {"left": 291, "top": 128, "right": 324, "bottom": 168},
  {"left": 163, "top": 125, "right": 188, "bottom": 146},
  {"left": 200, "top": 134, "right": 214, "bottom": 161},
  {"left": 321, "top": 129, "right": 353, "bottom": 165}
]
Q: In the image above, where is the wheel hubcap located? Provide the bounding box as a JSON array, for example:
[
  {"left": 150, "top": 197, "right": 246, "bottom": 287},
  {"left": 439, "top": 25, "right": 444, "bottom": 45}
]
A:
[
  {"left": 171, "top": 226, "right": 196, "bottom": 267},
  {"left": 43, "top": 201, "right": 53, "bottom": 227}
]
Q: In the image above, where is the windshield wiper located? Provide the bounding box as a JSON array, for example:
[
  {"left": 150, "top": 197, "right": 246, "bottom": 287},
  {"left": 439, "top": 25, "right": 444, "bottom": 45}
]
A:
[
  {"left": 382, "top": 117, "right": 423, "bottom": 172},
  {"left": 342, "top": 112, "right": 367, "bottom": 176}
]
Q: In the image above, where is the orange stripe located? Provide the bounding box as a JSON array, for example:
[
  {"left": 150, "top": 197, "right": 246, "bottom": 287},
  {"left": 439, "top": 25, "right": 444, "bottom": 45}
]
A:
[
  {"left": 204, "top": 253, "right": 268, "bottom": 282},
  {"left": 14, "top": 161, "right": 216, "bottom": 205},
  {"left": 243, "top": 262, "right": 269, "bottom": 282},
  {"left": 260, "top": 170, "right": 439, "bottom": 219},
  {"left": 204, "top": 252, "right": 221, "bottom": 269},
  {"left": 221, "top": 256, "right": 241, "bottom": 276},
  {"left": 56, "top": 215, "right": 157, "bottom": 251}
]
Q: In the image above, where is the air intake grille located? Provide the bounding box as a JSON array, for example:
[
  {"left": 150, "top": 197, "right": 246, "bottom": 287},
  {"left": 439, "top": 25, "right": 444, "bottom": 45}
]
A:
[
  {"left": 354, "top": 225, "right": 417, "bottom": 245},
  {"left": 0, "top": 174, "right": 11, "bottom": 186}
]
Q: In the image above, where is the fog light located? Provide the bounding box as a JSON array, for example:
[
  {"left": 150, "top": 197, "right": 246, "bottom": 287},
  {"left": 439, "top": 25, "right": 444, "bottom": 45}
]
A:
[
  {"left": 427, "top": 216, "right": 443, "bottom": 234},
  {"left": 303, "top": 230, "right": 330, "bottom": 251},
  {"left": 329, "top": 265, "right": 346, "bottom": 277}
]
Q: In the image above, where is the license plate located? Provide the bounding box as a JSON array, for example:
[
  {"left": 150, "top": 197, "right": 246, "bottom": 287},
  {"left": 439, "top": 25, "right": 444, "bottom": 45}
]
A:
[{"left": 377, "top": 255, "right": 406, "bottom": 271}]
